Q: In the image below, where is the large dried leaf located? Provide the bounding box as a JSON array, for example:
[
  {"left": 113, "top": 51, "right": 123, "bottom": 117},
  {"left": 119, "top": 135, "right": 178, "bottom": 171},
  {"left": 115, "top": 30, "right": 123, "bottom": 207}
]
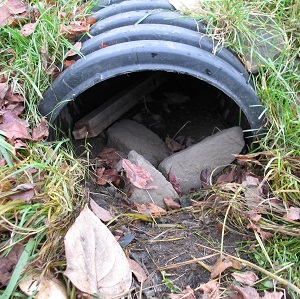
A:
[
  {"left": 135, "top": 202, "right": 166, "bottom": 217},
  {"left": 127, "top": 258, "right": 147, "bottom": 283},
  {"left": 122, "top": 158, "right": 157, "bottom": 190},
  {"left": 283, "top": 207, "right": 300, "bottom": 221},
  {"left": 168, "top": 171, "right": 182, "bottom": 196},
  {"left": 231, "top": 271, "right": 258, "bottom": 286},
  {"left": 0, "top": 243, "right": 23, "bottom": 287},
  {"left": 198, "top": 280, "right": 220, "bottom": 299},
  {"left": 64, "top": 205, "right": 132, "bottom": 298},
  {"left": 32, "top": 118, "right": 49, "bottom": 141},
  {"left": 0, "top": 121, "right": 31, "bottom": 140},
  {"left": 224, "top": 285, "right": 259, "bottom": 299},
  {"left": 90, "top": 198, "right": 113, "bottom": 222},
  {"left": 0, "top": 0, "right": 28, "bottom": 26},
  {"left": 19, "top": 273, "right": 67, "bottom": 299},
  {"left": 20, "top": 22, "right": 35, "bottom": 37},
  {"left": 261, "top": 291, "right": 283, "bottom": 299},
  {"left": 211, "top": 256, "right": 242, "bottom": 279}
]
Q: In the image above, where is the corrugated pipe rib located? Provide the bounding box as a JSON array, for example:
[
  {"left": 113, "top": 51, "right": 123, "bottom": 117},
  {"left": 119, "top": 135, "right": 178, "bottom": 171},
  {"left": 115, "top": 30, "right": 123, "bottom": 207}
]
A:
[{"left": 39, "top": 0, "right": 265, "bottom": 141}]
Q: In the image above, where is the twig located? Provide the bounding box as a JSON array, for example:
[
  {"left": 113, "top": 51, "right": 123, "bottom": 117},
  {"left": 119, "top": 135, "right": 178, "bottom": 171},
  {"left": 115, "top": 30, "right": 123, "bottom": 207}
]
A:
[{"left": 158, "top": 253, "right": 219, "bottom": 271}]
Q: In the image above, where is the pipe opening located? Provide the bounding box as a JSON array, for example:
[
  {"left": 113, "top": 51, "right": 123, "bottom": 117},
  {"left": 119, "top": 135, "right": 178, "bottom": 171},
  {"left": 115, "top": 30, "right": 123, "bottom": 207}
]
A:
[{"left": 52, "top": 71, "right": 252, "bottom": 151}]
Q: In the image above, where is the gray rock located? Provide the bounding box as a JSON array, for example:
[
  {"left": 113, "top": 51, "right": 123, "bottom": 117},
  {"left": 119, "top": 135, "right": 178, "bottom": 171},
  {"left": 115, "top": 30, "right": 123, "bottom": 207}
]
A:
[
  {"left": 158, "top": 127, "right": 245, "bottom": 194},
  {"left": 107, "top": 119, "right": 170, "bottom": 167},
  {"left": 128, "top": 150, "right": 179, "bottom": 209}
]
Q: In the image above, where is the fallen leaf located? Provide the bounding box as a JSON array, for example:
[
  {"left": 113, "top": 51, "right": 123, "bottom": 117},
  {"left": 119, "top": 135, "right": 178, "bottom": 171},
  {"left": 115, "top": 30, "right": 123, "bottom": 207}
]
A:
[
  {"left": 168, "top": 171, "right": 182, "bottom": 196},
  {"left": 231, "top": 271, "right": 258, "bottom": 286},
  {"left": 216, "top": 168, "right": 237, "bottom": 184},
  {"left": 60, "top": 20, "right": 90, "bottom": 37},
  {"left": 247, "top": 223, "right": 274, "bottom": 240},
  {"left": 0, "top": 83, "right": 9, "bottom": 99},
  {"left": 165, "top": 136, "right": 185, "bottom": 152},
  {"left": 63, "top": 59, "right": 76, "bottom": 69},
  {"left": 135, "top": 202, "right": 166, "bottom": 217},
  {"left": 224, "top": 285, "right": 259, "bottom": 299},
  {"left": 0, "top": 0, "right": 28, "bottom": 26},
  {"left": 32, "top": 118, "right": 49, "bottom": 141},
  {"left": 98, "top": 147, "right": 122, "bottom": 167},
  {"left": 90, "top": 198, "right": 113, "bottom": 222},
  {"left": 211, "top": 256, "right": 242, "bottom": 279},
  {"left": 198, "top": 280, "right": 220, "bottom": 299},
  {"left": 64, "top": 205, "right": 132, "bottom": 298},
  {"left": 261, "top": 290, "right": 283, "bottom": 299},
  {"left": 66, "top": 42, "right": 82, "bottom": 57},
  {"left": 200, "top": 169, "right": 211, "bottom": 188},
  {"left": 122, "top": 159, "right": 157, "bottom": 190},
  {"left": 0, "top": 243, "right": 23, "bottom": 287},
  {"left": 169, "top": 285, "right": 196, "bottom": 299},
  {"left": 127, "top": 258, "right": 147, "bottom": 283},
  {"left": 0, "top": 121, "right": 31, "bottom": 140},
  {"left": 96, "top": 168, "right": 119, "bottom": 186},
  {"left": 19, "top": 272, "right": 68, "bottom": 299},
  {"left": 20, "top": 22, "right": 35, "bottom": 37},
  {"left": 1, "top": 110, "right": 29, "bottom": 127},
  {"left": 164, "top": 197, "right": 181, "bottom": 210},
  {"left": 247, "top": 210, "right": 262, "bottom": 222},
  {"left": 283, "top": 207, "right": 300, "bottom": 221}
]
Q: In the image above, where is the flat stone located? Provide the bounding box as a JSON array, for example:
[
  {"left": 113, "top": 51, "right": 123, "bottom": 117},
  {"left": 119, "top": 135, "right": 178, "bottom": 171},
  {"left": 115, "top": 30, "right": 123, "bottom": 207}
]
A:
[
  {"left": 128, "top": 150, "right": 179, "bottom": 209},
  {"left": 107, "top": 119, "right": 170, "bottom": 167},
  {"left": 158, "top": 127, "right": 245, "bottom": 194}
]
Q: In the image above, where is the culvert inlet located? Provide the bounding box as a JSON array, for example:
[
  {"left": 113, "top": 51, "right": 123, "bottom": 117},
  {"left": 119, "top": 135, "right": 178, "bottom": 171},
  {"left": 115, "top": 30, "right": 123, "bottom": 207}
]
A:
[{"left": 39, "top": 0, "right": 265, "bottom": 145}]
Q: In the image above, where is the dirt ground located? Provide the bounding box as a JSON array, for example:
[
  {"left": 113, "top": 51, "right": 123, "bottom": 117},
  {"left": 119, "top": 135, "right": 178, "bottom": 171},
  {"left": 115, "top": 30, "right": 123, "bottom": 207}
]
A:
[{"left": 73, "top": 85, "right": 251, "bottom": 298}]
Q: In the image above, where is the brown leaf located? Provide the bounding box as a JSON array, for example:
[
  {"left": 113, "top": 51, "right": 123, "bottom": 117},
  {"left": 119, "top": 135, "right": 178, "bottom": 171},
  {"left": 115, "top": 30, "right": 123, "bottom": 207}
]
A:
[
  {"left": 1, "top": 110, "right": 28, "bottom": 127},
  {"left": 283, "top": 207, "right": 300, "bottom": 221},
  {"left": 63, "top": 59, "right": 76, "bottom": 69},
  {"left": 169, "top": 286, "right": 196, "bottom": 299},
  {"left": 64, "top": 205, "right": 132, "bottom": 298},
  {"left": 0, "top": 83, "right": 9, "bottom": 99},
  {"left": 216, "top": 168, "right": 237, "bottom": 184},
  {"left": 10, "top": 182, "right": 35, "bottom": 201},
  {"left": 164, "top": 198, "right": 181, "bottom": 210},
  {"left": 0, "top": 121, "right": 31, "bottom": 140},
  {"left": 96, "top": 168, "right": 119, "bottom": 186},
  {"left": 122, "top": 159, "right": 157, "bottom": 190},
  {"left": 90, "top": 198, "right": 113, "bottom": 222},
  {"left": 60, "top": 20, "right": 90, "bottom": 37},
  {"left": 231, "top": 271, "right": 258, "bottom": 286},
  {"left": 261, "top": 291, "right": 283, "bottom": 299},
  {"left": 0, "top": 0, "right": 28, "bottom": 26},
  {"left": 0, "top": 243, "right": 23, "bottom": 287},
  {"left": 198, "top": 280, "right": 220, "bottom": 299},
  {"left": 200, "top": 169, "right": 211, "bottom": 188},
  {"left": 98, "top": 147, "right": 122, "bottom": 168},
  {"left": 135, "top": 202, "right": 166, "bottom": 217},
  {"left": 165, "top": 136, "right": 185, "bottom": 152},
  {"left": 32, "top": 118, "right": 49, "bottom": 141},
  {"left": 66, "top": 42, "right": 82, "bottom": 57},
  {"left": 247, "top": 210, "right": 262, "bottom": 222},
  {"left": 210, "top": 256, "right": 242, "bottom": 279},
  {"left": 224, "top": 285, "right": 259, "bottom": 299},
  {"left": 127, "top": 258, "right": 147, "bottom": 283},
  {"left": 18, "top": 272, "right": 68, "bottom": 298},
  {"left": 168, "top": 171, "right": 182, "bottom": 196},
  {"left": 20, "top": 22, "right": 35, "bottom": 37}
]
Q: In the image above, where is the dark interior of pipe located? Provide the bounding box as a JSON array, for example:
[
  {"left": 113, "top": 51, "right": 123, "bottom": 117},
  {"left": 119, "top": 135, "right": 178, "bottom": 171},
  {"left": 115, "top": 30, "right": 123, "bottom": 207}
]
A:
[{"left": 53, "top": 71, "right": 251, "bottom": 145}]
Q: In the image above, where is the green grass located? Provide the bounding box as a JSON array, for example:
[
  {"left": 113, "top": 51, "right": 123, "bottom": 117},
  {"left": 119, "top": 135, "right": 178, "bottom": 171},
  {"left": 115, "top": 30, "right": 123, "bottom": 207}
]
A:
[{"left": 178, "top": 0, "right": 300, "bottom": 297}]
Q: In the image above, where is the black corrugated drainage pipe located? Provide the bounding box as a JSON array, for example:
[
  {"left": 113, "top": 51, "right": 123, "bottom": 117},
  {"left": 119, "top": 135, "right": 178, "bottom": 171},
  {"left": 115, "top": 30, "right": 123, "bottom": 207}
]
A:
[{"left": 39, "top": 0, "right": 265, "bottom": 143}]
